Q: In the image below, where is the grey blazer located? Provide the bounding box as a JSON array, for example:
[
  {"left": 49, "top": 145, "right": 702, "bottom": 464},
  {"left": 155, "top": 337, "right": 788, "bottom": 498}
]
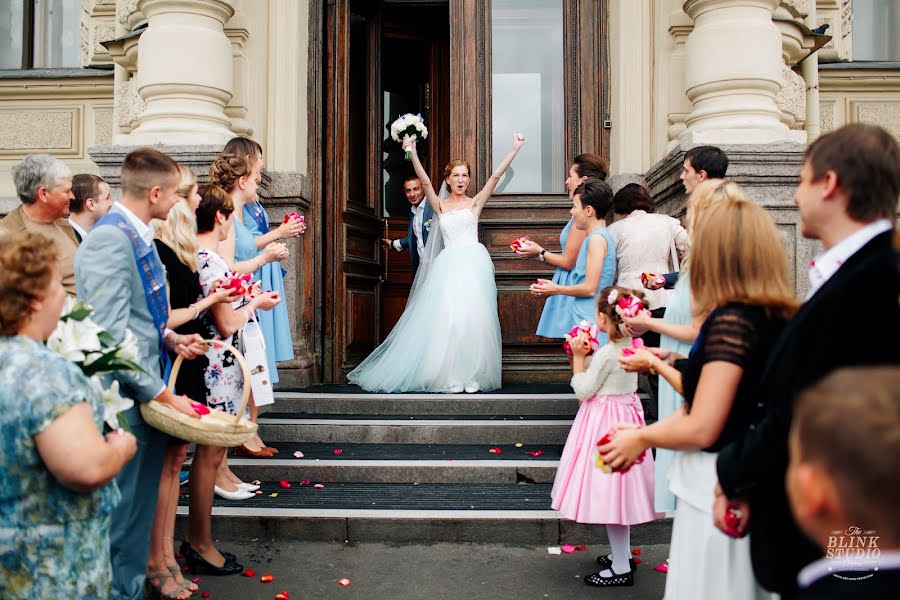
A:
[{"left": 74, "top": 206, "right": 166, "bottom": 421}]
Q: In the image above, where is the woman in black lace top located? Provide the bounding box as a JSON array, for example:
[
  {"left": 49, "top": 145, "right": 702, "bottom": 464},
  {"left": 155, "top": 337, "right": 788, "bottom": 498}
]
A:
[{"left": 600, "top": 194, "right": 797, "bottom": 600}]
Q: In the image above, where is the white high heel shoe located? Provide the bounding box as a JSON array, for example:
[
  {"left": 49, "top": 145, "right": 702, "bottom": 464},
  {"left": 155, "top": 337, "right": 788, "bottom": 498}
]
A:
[
  {"left": 214, "top": 485, "right": 255, "bottom": 500},
  {"left": 238, "top": 482, "right": 260, "bottom": 492}
]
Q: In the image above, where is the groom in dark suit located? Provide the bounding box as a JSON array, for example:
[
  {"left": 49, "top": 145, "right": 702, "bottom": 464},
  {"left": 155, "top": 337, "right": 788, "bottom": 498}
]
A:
[
  {"left": 713, "top": 124, "right": 900, "bottom": 599},
  {"left": 383, "top": 175, "right": 434, "bottom": 272}
]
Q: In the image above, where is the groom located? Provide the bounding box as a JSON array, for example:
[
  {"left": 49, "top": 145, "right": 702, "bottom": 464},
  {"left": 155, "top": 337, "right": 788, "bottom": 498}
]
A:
[{"left": 382, "top": 175, "right": 433, "bottom": 272}]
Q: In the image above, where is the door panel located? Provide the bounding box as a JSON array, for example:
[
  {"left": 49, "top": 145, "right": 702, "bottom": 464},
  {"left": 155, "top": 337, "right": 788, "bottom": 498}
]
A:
[{"left": 325, "top": 0, "right": 383, "bottom": 380}]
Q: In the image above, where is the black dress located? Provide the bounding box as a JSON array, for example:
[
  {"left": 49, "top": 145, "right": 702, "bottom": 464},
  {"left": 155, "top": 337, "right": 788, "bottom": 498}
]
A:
[
  {"left": 678, "top": 303, "right": 787, "bottom": 452},
  {"left": 156, "top": 240, "right": 209, "bottom": 404}
]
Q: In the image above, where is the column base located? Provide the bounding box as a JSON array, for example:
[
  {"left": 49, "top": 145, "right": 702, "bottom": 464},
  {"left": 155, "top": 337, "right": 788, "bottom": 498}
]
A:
[
  {"left": 644, "top": 141, "right": 817, "bottom": 297},
  {"left": 677, "top": 126, "right": 807, "bottom": 146}
]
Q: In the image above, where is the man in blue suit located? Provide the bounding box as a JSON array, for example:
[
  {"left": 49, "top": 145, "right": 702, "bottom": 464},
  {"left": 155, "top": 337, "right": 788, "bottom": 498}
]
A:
[
  {"left": 382, "top": 175, "right": 433, "bottom": 272},
  {"left": 75, "top": 147, "right": 206, "bottom": 600}
]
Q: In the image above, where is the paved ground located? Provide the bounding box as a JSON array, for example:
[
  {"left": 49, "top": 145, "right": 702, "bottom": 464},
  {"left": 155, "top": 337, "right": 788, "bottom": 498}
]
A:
[{"left": 188, "top": 541, "right": 668, "bottom": 600}]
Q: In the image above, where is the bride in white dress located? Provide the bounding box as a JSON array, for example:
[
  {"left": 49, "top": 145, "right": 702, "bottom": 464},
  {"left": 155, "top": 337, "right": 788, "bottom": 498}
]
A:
[{"left": 348, "top": 131, "right": 526, "bottom": 393}]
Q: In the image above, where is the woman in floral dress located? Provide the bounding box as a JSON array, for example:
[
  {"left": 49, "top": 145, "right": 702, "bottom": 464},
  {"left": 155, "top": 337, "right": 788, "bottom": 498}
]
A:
[{"left": 0, "top": 232, "right": 136, "bottom": 599}]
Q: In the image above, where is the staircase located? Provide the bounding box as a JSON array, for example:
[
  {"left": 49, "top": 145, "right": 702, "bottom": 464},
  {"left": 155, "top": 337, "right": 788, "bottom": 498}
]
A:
[{"left": 176, "top": 385, "right": 672, "bottom": 545}]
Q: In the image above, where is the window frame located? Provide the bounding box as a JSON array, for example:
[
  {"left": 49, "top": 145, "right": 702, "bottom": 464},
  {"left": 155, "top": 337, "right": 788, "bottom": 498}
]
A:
[
  {"left": 449, "top": 0, "right": 609, "bottom": 205},
  {"left": 2, "top": 0, "right": 82, "bottom": 71}
]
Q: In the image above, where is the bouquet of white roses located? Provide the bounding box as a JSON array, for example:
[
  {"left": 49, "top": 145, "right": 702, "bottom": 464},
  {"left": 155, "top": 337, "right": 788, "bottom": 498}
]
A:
[
  {"left": 390, "top": 113, "right": 428, "bottom": 160},
  {"left": 47, "top": 296, "right": 145, "bottom": 430}
]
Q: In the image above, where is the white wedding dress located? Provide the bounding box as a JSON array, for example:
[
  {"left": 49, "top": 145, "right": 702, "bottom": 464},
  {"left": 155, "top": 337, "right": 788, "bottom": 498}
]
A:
[{"left": 348, "top": 207, "right": 502, "bottom": 392}]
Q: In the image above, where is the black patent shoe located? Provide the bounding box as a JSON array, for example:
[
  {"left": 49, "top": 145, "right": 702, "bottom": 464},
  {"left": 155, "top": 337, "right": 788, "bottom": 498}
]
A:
[
  {"left": 180, "top": 540, "right": 236, "bottom": 563},
  {"left": 183, "top": 545, "right": 243, "bottom": 576},
  {"left": 596, "top": 555, "right": 638, "bottom": 571},
  {"left": 584, "top": 567, "right": 634, "bottom": 587}
]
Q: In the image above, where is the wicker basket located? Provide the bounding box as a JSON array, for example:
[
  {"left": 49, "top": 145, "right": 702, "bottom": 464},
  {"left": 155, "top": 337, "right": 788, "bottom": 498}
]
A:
[{"left": 140, "top": 339, "right": 258, "bottom": 447}]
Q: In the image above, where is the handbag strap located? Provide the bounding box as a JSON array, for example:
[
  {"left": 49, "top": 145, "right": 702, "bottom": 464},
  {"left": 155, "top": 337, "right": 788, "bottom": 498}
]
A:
[{"left": 670, "top": 231, "right": 680, "bottom": 273}]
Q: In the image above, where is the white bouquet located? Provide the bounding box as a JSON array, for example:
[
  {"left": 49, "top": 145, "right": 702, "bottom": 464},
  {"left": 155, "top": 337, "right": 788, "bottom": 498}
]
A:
[
  {"left": 390, "top": 113, "right": 428, "bottom": 160},
  {"left": 47, "top": 296, "right": 145, "bottom": 429}
]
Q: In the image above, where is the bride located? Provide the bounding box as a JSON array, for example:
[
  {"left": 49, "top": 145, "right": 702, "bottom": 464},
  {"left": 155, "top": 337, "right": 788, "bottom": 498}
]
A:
[{"left": 348, "top": 131, "right": 526, "bottom": 393}]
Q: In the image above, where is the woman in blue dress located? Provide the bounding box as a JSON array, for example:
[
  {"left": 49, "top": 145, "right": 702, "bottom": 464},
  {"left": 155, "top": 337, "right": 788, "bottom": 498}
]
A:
[
  {"left": 514, "top": 153, "right": 608, "bottom": 338},
  {"left": 529, "top": 178, "right": 617, "bottom": 346},
  {"left": 0, "top": 232, "right": 135, "bottom": 599},
  {"left": 223, "top": 137, "right": 305, "bottom": 387}
]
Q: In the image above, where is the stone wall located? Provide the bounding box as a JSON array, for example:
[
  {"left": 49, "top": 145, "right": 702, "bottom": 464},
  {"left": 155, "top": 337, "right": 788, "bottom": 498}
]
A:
[{"left": 819, "top": 64, "right": 900, "bottom": 138}]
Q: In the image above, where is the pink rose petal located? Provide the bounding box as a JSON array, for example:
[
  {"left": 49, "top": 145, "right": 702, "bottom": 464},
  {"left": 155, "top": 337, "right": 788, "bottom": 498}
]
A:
[
  {"left": 333, "top": 449, "right": 343, "bottom": 455},
  {"left": 528, "top": 450, "right": 544, "bottom": 457},
  {"left": 300, "top": 479, "right": 311, "bottom": 485},
  {"left": 314, "top": 483, "right": 325, "bottom": 489},
  {"left": 560, "top": 544, "right": 575, "bottom": 553},
  {"left": 293, "top": 451, "right": 304, "bottom": 458},
  {"left": 655, "top": 563, "right": 669, "bottom": 573},
  {"left": 338, "top": 578, "right": 351, "bottom": 587},
  {"left": 488, "top": 447, "right": 502, "bottom": 454},
  {"left": 279, "top": 480, "right": 291, "bottom": 489}
]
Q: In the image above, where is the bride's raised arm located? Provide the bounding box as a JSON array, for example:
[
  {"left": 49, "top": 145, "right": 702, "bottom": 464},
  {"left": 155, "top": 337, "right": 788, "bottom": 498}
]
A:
[
  {"left": 405, "top": 137, "right": 443, "bottom": 214},
  {"left": 473, "top": 131, "right": 525, "bottom": 216}
]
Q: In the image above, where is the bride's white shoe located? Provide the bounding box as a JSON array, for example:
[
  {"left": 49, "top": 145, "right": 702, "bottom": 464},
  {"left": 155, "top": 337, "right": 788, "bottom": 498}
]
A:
[
  {"left": 449, "top": 383, "right": 464, "bottom": 393},
  {"left": 464, "top": 383, "right": 479, "bottom": 394}
]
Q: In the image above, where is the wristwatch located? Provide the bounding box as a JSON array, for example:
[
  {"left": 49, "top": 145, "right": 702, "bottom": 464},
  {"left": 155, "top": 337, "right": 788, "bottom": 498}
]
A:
[{"left": 538, "top": 249, "right": 547, "bottom": 262}]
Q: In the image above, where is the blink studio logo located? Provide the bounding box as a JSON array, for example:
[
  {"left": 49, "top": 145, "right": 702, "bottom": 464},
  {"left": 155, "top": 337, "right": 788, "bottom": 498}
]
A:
[{"left": 825, "top": 526, "right": 881, "bottom": 581}]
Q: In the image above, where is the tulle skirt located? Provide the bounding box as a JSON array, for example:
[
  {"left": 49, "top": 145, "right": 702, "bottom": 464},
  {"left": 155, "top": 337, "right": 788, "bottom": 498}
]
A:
[{"left": 348, "top": 243, "right": 502, "bottom": 392}]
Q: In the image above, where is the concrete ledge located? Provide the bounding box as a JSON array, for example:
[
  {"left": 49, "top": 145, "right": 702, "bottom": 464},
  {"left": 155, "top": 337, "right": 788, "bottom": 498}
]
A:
[{"left": 175, "top": 507, "right": 673, "bottom": 545}]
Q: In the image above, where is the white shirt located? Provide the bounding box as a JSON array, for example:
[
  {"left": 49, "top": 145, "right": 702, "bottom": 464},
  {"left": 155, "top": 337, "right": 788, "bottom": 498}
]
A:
[
  {"left": 798, "top": 550, "right": 900, "bottom": 589},
  {"left": 67, "top": 217, "right": 88, "bottom": 241},
  {"left": 806, "top": 219, "right": 893, "bottom": 299},
  {"left": 114, "top": 201, "right": 155, "bottom": 246},
  {"left": 607, "top": 210, "right": 689, "bottom": 310},
  {"left": 393, "top": 200, "right": 428, "bottom": 257}
]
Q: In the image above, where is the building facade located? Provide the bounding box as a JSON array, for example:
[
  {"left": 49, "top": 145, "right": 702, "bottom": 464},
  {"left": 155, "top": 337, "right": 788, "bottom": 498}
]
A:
[{"left": 1, "top": 0, "right": 898, "bottom": 385}]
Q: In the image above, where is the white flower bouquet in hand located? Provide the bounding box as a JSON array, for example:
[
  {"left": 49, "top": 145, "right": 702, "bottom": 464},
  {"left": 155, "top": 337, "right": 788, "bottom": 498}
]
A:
[
  {"left": 390, "top": 113, "right": 428, "bottom": 160},
  {"left": 47, "top": 296, "right": 145, "bottom": 429}
]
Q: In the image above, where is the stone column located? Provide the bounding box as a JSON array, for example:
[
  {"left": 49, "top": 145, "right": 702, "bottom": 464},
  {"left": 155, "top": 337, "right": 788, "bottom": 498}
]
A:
[
  {"left": 681, "top": 0, "right": 803, "bottom": 144},
  {"left": 125, "top": 0, "right": 236, "bottom": 145}
]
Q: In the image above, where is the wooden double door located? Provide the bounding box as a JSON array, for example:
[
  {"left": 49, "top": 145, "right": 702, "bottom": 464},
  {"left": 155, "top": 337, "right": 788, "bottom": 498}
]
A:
[{"left": 323, "top": 0, "right": 609, "bottom": 384}]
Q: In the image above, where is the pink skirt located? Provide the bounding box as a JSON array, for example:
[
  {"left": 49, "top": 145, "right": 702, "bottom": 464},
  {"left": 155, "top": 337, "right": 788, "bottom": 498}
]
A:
[{"left": 551, "top": 392, "right": 660, "bottom": 525}]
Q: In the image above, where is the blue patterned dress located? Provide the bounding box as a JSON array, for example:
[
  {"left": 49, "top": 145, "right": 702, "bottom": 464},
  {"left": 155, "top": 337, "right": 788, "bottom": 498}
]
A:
[
  {"left": 237, "top": 206, "right": 294, "bottom": 384},
  {"left": 0, "top": 336, "right": 121, "bottom": 600}
]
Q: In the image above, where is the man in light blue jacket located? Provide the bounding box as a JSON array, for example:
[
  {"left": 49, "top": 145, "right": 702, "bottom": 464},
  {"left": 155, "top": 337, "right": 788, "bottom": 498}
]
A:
[{"left": 75, "top": 147, "right": 205, "bottom": 600}]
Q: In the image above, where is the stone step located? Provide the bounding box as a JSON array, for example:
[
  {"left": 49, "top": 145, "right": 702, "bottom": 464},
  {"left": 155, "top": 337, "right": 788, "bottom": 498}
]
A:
[
  {"left": 203, "top": 442, "right": 563, "bottom": 483},
  {"left": 262, "top": 391, "right": 582, "bottom": 416},
  {"left": 175, "top": 481, "right": 673, "bottom": 545},
  {"left": 257, "top": 414, "right": 574, "bottom": 445}
]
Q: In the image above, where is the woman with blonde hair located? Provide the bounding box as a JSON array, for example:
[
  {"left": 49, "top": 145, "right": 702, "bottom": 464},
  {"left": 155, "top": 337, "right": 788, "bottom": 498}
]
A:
[
  {"left": 603, "top": 193, "right": 796, "bottom": 600},
  {"left": 146, "top": 164, "right": 240, "bottom": 598}
]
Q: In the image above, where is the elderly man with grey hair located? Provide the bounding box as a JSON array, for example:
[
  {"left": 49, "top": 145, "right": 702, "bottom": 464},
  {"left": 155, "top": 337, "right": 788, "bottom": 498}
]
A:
[{"left": 0, "top": 154, "right": 78, "bottom": 294}]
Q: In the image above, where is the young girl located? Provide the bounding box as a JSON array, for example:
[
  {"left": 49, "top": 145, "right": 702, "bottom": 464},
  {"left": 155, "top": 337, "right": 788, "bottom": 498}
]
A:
[{"left": 551, "top": 285, "right": 660, "bottom": 587}]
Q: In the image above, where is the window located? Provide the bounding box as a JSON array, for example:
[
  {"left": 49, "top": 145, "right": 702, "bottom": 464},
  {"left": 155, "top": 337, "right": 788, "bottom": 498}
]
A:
[
  {"left": 853, "top": 0, "right": 900, "bottom": 61},
  {"left": 0, "top": 0, "right": 82, "bottom": 70},
  {"left": 491, "top": 0, "right": 565, "bottom": 194}
]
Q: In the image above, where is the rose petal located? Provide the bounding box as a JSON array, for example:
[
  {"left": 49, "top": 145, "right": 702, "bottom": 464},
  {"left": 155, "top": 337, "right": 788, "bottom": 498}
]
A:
[
  {"left": 488, "top": 447, "right": 502, "bottom": 454},
  {"left": 191, "top": 403, "right": 210, "bottom": 416},
  {"left": 293, "top": 451, "right": 304, "bottom": 458},
  {"left": 300, "top": 479, "right": 311, "bottom": 485},
  {"left": 276, "top": 592, "right": 290, "bottom": 600},
  {"left": 175, "top": 552, "right": 184, "bottom": 559},
  {"left": 529, "top": 450, "right": 544, "bottom": 457},
  {"left": 314, "top": 483, "right": 325, "bottom": 489},
  {"left": 279, "top": 480, "right": 291, "bottom": 489},
  {"left": 260, "top": 574, "right": 274, "bottom": 583},
  {"left": 182, "top": 565, "right": 190, "bottom": 572},
  {"left": 547, "top": 546, "right": 562, "bottom": 555},
  {"left": 202, "top": 593, "right": 210, "bottom": 599},
  {"left": 654, "top": 563, "right": 669, "bottom": 573},
  {"left": 338, "top": 579, "right": 351, "bottom": 587},
  {"left": 634, "top": 557, "right": 642, "bottom": 564},
  {"left": 269, "top": 493, "right": 278, "bottom": 498},
  {"left": 192, "top": 577, "right": 201, "bottom": 584},
  {"left": 242, "top": 569, "right": 257, "bottom": 577},
  {"left": 514, "top": 442, "right": 524, "bottom": 448},
  {"left": 632, "top": 548, "right": 641, "bottom": 555},
  {"left": 255, "top": 490, "right": 263, "bottom": 495},
  {"left": 333, "top": 449, "right": 343, "bottom": 455},
  {"left": 575, "top": 545, "right": 586, "bottom": 551},
  {"left": 560, "top": 544, "right": 575, "bottom": 553}
]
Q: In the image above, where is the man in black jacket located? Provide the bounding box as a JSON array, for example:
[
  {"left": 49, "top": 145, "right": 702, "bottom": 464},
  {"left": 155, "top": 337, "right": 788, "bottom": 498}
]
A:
[{"left": 714, "top": 123, "right": 900, "bottom": 599}]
